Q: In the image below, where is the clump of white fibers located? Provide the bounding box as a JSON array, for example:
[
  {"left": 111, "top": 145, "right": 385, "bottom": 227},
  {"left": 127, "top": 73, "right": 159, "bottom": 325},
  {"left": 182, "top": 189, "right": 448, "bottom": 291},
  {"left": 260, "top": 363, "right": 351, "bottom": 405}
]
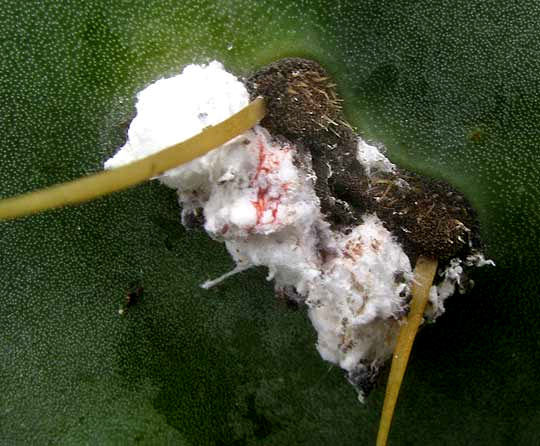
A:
[
  {"left": 426, "top": 253, "right": 495, "bottom": 320},
  {"left": 356, "top": 139, "right": 396, "bottom": 177},
  {"left": 104, "top": 61, "right": 250, "bottom": 190},
  {"left": 105, "top": 61, "right": 485, "bottom": 399}
]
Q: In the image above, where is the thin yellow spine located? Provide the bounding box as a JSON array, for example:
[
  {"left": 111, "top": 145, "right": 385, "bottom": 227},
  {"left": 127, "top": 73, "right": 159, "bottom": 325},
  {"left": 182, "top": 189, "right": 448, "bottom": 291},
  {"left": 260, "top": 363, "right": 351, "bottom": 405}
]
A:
[{"left": 376, "top": 255, "right": 439, "bottom": 446}]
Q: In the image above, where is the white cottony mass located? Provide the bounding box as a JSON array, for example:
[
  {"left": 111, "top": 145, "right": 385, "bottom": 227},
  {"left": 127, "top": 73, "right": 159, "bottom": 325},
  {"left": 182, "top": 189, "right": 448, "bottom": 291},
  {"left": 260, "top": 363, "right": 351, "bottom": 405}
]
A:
[{"left": 105, "top": 61, "right": 489, "bottom": 399}]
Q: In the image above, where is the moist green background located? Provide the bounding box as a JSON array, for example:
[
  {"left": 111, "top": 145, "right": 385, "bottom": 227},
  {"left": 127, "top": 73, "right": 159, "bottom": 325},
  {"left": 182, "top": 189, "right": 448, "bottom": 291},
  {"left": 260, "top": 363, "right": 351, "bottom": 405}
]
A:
[{"left": 1, "top": 1, "right": 538, "bottom": 444}]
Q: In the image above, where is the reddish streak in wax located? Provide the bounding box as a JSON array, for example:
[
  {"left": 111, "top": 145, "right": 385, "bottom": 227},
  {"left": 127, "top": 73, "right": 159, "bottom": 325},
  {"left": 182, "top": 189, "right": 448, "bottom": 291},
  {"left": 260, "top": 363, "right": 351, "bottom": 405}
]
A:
[
  {"left": 253, "top": 186, "right": 269, "bottom": 224},
  {"left": 251, "top": 138, "right": 269, "bottom": 185},
  {"left": 249, "top": 135, "right": 293, "bottom": 227}
]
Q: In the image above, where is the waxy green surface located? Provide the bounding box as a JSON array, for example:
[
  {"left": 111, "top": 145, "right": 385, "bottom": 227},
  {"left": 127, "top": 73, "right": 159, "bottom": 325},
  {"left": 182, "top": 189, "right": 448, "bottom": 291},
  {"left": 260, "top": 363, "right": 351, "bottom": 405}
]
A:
[{"left": 1, "top": 1, "right": 538, "bottom": 444}]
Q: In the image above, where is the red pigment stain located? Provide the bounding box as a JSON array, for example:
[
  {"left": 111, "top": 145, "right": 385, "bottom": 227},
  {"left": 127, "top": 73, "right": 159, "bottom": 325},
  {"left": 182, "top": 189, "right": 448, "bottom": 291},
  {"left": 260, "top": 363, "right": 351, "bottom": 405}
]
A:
[
  {"left": 253, "top": 187, "right": 269, "bottom": 223},
  {"left": 251, "top": 138, "right": 269, "bottom": 185},
  {"left": 251, "top": 136, "right": 290, "bottom": 185},
  {"left": 249, "top": 134, "right": 294, "bottom": 228},
  {"left": 252, "top": 187, "right": 281, "bottom": 225}
]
